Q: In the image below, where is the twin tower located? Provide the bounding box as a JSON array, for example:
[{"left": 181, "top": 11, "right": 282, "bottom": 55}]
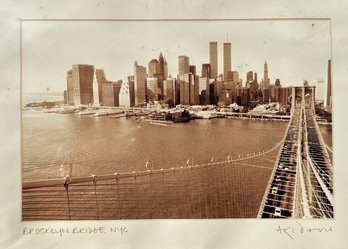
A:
[{"left": 209, "top": 41, "right": 231, "bottom": 81}]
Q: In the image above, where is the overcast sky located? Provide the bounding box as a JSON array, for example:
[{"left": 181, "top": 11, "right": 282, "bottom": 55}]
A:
[{"left": 21, "top": 19, "right": 331, "bottom": 96}]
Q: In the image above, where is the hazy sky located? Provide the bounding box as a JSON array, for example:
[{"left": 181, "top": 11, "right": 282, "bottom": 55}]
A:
[{"left": 22, "top": 19, "right": 331, "bottom": 95}]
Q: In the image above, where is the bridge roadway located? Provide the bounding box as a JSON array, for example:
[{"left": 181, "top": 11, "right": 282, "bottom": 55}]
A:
[
  {"left": 258, "top": 98, "right": 333, "bottom": 218},
  {"left": 257, "top": 108, "right": 302, "bottom": 218}
]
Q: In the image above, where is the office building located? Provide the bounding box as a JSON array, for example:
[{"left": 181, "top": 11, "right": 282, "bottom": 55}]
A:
[
  {"left": 263, "top": 61, "right": 270, "bottom": 89},
  {"left": 201, "top": 63, "right": 211, "bottom": 78},
  {"left": 226, "top": 71, "right": 234, "bottom": 82},
  {"left": 146, "top": 77, "right": 158, "bottom": 102},
  {"left": 246, "top": 71, "right": 253, "bottom": 84},
  {"left": 127, "top": 75, "right": 135, "bottom": 107},
  {"left": 95, "top": 69, "right": 110, "bottom": 103},
  {"left": 199, "top": 77, "right": 210, "bottom": 105},
  {"left": 223, "top": 42, "right": 231, "bottom": 82},
  {"left": 209, "top": 79, "right": 215, "bottom": 104},
  {"left": 101, "top": 82, "right": 121, "bottom": 107},
  {"left": 119, "top": 81, "right": 131, "bottom": 108},
  {"left": 178, "top": 56, "right": 190, "bottom": 76},
  {"left": 241, "top": 87, "right": 250, "bottom": 107},
  {"left": 92, "top": 73, "right": 100, "bottom": 105},
  {"left": 158, "top": 52, "right": 168, "bottom": 79},
  {"left": 189, "top": 65, "right": 196, "bottom": 75},
  {"left": 179, "top": 73, "right": 190, "bottom": 105},
  {"left": 134, "top": 61, "right": 147, "bottom": 106},
  {"left": 209, "top": 41, "right": 218, "bottom": 79},
  {"left": 63, "top": 90, "right": 68, "bottom": 105},
  {"left": 147, "top": 53, "right": 168, "bottom": 99},
  {"left": 262, "top": 88, "right": 270, "bottom": 103},
  {"left": 193, "top": 74, "right": 200, "bottom": 105},
  {"left": 214, "top": 76, "right": 223, "bottom": 104},
  {"left": 66, "top": 69, "right": 74, "bottom": 105},
  {"left": 232, "top": 71, "right": 239, "bottom": 82},
  {"left": 275, "top": 87, "right": 292, "bottom": 107},
  {"left": 72, "top": 64, "right": 95, "bottom": 105},
  {"left": 248, "top": 81, "right": 258, "bottom": 100},
  {"left": 163, "top": 77, "right": 174, "bottom": 104},
  {"left": 148, "top": 59, "right": 159, "bottom": 77}
]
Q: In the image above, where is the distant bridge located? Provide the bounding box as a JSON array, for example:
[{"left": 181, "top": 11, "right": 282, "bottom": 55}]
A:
[{"left": 22, "top": 87, "right": 333, "bottom": 220}]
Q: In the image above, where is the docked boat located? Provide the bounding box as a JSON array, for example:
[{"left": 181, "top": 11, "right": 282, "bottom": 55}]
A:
[
  {"left": 149, "top": 121, "right": 170, "bottom": 126},
  {"left": 109, "top": 113, "right": 126, "bottom": 118},
  {"left": 75, "top": 108, "right": 97, "bottom": 116},
  {"left": 90, "top": 109, "right": 124, "bottom": 117}
]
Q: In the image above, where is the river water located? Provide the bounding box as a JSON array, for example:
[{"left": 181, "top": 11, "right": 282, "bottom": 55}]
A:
[{"left": 22, "top": 110, "right": 289, "bottom": 181}]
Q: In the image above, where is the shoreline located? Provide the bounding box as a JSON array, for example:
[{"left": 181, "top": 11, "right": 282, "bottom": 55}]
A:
[{"left": 22, "top": 107, "right": 333, "bottom": 125}]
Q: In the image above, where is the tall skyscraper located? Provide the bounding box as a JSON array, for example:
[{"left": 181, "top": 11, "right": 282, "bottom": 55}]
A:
[
  {"left": 223, "top": 42, "right": 231, "bottom": 82},
  {"left": 326, "top": 59, "right": 332, "bottom": 109},
  {"left": 92, "top": 73, "right": 100, "bottom": 106},
  {"left": 178, "top": 56, "right": 190, "bottom": 76},
  {"left": 127, "top": 75, "right": 135, "bottom": 107},
  {"left": 148, "top": 52, "right": 168, "bottom": 100},
  {"left": 163, "top": 77, "right": 174, "bottom": 103},
  {"left": 95, "top": 69, "right": 111, "bottom": 104},
  {"left": 209, "top": 42, "right": 218, "bottom": 79},
  {"left": 263, "top": 61, "right": 270, "bottom": 89},
  {"left": 66, "top": 69, "right": 74, "bottom": 105},
  {"left": 72, "top": 64, "right": 95, "bottom": 105},
  {"left": 189, "top": 65, "right": 199, "bottom": 105},
  {"left": 177, "top": 56, "right": 190, "bottom": 105},
  {"left": 198, "top": 77, "right": 210, "bottom": 105},
  {"left": 148, "top": 59, "right": 159, "bottom": 77},
  {"left": 158, "top": 52, "right": 168, "bottom": 79},
  {"left": 179, "top": 74, "right": 190, "bottom": 105},
  {"left": 134, "top": 61, "right": 147, "bottom": 106}
]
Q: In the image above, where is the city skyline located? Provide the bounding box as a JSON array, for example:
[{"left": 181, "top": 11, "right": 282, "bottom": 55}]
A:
[{"left": 22, "top": 20, "right": 331, "bottom": 100}]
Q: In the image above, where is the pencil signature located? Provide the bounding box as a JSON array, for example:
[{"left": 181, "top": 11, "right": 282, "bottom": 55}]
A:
[{"left": 275, "top": 222, "right": 333, "bottom": 239}]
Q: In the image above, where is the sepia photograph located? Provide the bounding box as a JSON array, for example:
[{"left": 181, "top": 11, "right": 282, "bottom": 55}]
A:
[{"left": 21, "top": 19, "right": 333, "bottom": 220}]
